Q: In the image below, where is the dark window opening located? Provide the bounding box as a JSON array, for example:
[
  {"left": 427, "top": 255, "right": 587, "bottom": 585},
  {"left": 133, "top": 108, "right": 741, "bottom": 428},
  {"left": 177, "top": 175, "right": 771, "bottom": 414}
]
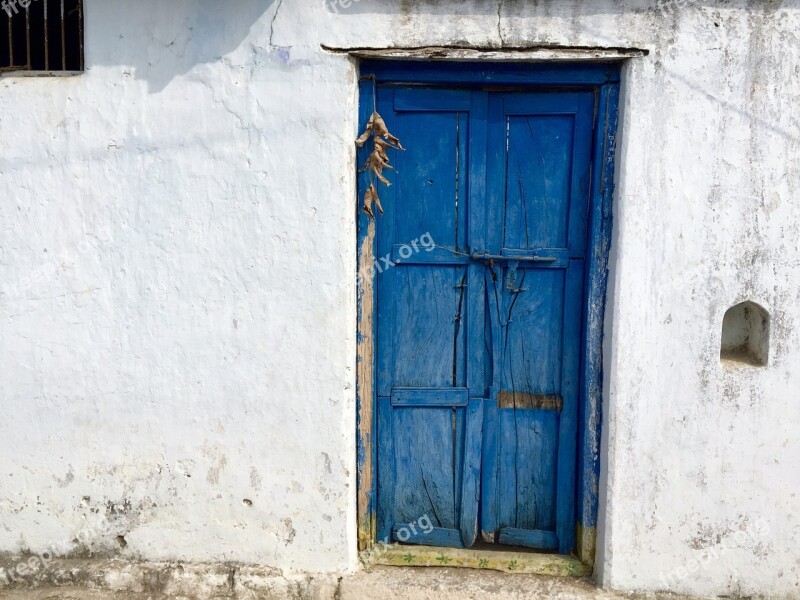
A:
[{"left": 0, "top": 0, "right": 83, "bottom": 72}]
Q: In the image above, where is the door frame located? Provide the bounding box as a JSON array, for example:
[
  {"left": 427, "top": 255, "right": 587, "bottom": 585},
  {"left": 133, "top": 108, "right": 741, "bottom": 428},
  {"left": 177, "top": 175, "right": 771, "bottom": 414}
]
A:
[{"left": 355, "top": 60, "right": 622, "bottom": 568}]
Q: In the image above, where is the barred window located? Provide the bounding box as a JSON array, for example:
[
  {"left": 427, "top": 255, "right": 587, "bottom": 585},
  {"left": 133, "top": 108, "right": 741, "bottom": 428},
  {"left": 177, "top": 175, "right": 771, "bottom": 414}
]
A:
[{"left": 1, "top": 0, "right": 83, "bottom": 72}]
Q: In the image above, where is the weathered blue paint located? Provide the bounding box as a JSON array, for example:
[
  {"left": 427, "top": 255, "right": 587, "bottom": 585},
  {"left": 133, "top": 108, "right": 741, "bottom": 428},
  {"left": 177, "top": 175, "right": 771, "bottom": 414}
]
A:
[
  {"left": 578, "top": 82, "right": 621, "bottom": 536},
  {"left": 356, "top": 76, "right": 378, "bottom": 551},
  {"left": 373, "top": 87, "right": 479, "bottom": 549},
  {"left": 356, "top": 62, "right": 621, "bottom": 560},
  {"left": 392, "top": 525, "right": 465, "bottom": 548},
  {"left": 498, "top": 527, "right": 559, "bottom": 550},
  {"left": 360, "top": 61, "right": 620, "bottom": 86},
  {"left": 391, "top": 387, "right": 469, "bottom": 408},
  {"left": 460, "top": 398, "right": 484, "bottom": 547}
]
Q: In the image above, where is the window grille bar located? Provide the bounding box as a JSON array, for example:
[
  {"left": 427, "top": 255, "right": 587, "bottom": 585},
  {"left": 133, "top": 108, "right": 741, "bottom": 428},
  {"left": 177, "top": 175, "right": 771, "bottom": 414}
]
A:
[
  {"left": 77, "top": 0, "right": 82, "bottom": 70},
  {"left": 60, "top": 0, "right": 65, "bottom": 70},
  {"left": 6, "top": 15, "right": 12, "bottom": 68},
  {"left": 43, "top": 0, "right": 48, "bottom": 70},
  {"left": 24, "top": 5, "right": 30, "bottom": 69}
]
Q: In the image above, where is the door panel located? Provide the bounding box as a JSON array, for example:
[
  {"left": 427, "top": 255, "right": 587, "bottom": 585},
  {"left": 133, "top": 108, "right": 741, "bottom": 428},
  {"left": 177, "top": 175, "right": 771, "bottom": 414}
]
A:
[
  {"left": 501, "top": 93, "right": 595, "bottom": 257},
  {"left": 374, "top": 87, "right": 595, "bottom": 555},
  {"left": 496, "top": 269, "right": 564, "bottom": 543},
  {"left": 392, "top": 111, "right": 463, "bottom": 247},
  {"left": 497, "top": 268, "right": 565, "bottom": 396},
  {"left": 376, "top": 90, "right": 470, "bottom": 396},
  {"left": 504, "top": 114, "right": 575, "bottom": 250},
  {"left": 391, "top": 265, "right": 467, "bottom": 388},
  {"left": 376, "top": 88, "right": 482, "bottom": 548},
  {"left": 393, "top": 406, "right": 458, "bottom": 527}
]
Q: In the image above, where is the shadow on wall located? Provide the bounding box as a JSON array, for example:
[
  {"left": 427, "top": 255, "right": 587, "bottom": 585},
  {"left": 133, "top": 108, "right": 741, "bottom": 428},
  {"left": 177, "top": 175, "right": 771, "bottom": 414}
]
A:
[
  {"left": 88, "top": 0, "right": 800, "bottom": 90},
  {"left": 83, "top": 0, "right": 800, "bottom": 146},
  {"left": 88, "top": 0, "right": 276, "bottom": 93}
]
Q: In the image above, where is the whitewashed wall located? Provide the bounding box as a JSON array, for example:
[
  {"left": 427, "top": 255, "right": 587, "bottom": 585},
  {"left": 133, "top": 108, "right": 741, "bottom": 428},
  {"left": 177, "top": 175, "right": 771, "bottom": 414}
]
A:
[{"left": 1, "top": 1, "right": 798, "bottom": 597}]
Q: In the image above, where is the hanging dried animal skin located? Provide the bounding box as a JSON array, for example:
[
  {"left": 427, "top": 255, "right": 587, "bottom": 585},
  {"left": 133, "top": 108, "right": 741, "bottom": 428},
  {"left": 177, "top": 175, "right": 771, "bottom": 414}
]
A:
[
  {"left": 362, "top": 184, "right": 384, "bottom": 218},
  {"left": 360, "top": 147, "right": 394, "bottom": 186},
  {"left": 355, "top": 111, "right": 404, "bottom": 218},
  {"left": 370, "top": 112, "right": 404, "bottom": 149},
  {"left": 374, "top": 137, "right": 403, "bottom": 153},
  {"left": 362, "top": 186, "right": 375, "bottom": 218},
  {"left": 371, "top": 184, "right": 384, "bottom": 214},
  {"left": 355, "top": 113, "right": 375, "bottom": 148}
]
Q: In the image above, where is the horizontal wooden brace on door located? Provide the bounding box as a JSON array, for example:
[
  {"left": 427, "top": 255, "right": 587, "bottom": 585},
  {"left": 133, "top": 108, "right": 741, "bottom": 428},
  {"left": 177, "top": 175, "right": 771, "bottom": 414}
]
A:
[
  {"left": 390, "top": 245, "right": 470, "bottom": 265},
  {"left": 497, "top": 392, "right": 563, "bottom": 411},
  {"left": 392, "top": 524, "right": 465, "bottom": 548},
  {"left": 390, "top": 387, "right": 470, "bottom": 407},
  {"left": 499, "top": 527, "right": 559, "bottom": 550}
]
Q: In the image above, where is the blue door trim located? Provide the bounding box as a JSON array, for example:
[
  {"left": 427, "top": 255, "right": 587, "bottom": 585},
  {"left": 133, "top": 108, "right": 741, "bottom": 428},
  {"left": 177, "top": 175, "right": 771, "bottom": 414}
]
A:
[{"left": 356, "top": 61, "right": 621, "bottom": 565}]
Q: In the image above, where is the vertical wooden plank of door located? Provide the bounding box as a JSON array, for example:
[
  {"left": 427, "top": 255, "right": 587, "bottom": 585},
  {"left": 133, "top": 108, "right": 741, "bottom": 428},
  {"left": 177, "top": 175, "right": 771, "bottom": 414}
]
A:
[
  {"left": 578, "top": 83, "right": 619, "bottom": 566},
  {"left": 460, "top": 398, "right": 484, "bottom": 546},
  {"left": 557, "top": 92, "right": 594, "bottom": 554},
  {"left": 376, "top": 87, "right": 395, "bottom": 543},
  {"left": 376, "top": 394, "right": 395, "bottom": 543},
  {"left": 453, "top": 106, "right": 471, "bottom": 523},
  {"left": 479, "top": 92, "right": 507, "bottom": 542},
  {"left": 374, "top": 86, "right": 398, "bottom": 544},
  {"left": 566, "top": 93, "right": 596, "bottom": 258},
  {"left": 462, "top": 90, "right": 489, "bottom": 547},
  {"left": 556, "top": 260, "right": 585, "bottom": 554},
  {"left": 465, "top": 89, "right": 489, "bottom": 378},
  {"left": 375, "top": 87, "right": 398, "bottom": 399},
  {"left": 480, "top": 386, "right": 499, "bottom": 543}
]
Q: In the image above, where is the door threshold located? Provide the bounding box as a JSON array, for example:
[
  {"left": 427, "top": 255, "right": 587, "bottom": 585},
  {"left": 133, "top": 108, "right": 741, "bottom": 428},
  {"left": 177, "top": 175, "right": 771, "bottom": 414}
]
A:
[{"left": 362, "top": 545, "right": 590, "bottom": 577}]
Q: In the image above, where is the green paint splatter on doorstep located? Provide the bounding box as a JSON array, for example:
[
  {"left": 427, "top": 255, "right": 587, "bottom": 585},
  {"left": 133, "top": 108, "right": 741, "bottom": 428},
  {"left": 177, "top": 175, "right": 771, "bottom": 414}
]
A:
[{"left": 366, "top": 545, "right": 591, "bottom": 577}]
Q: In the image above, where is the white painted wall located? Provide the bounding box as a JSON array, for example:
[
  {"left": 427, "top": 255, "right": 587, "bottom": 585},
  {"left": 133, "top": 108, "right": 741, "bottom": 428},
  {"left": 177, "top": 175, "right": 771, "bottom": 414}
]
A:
[{"left": 1, "top": 1, "right": 799, "bottom": 597}]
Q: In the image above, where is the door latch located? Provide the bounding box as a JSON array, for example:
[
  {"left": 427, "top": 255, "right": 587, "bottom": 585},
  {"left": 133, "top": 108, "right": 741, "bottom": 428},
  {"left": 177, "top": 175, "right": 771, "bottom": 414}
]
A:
[
  {"left": 470, "top": 251, "right": 558, "bottom": 265},
  {"left": 471, "top": 251, "right": 556, "bottom": 292}
]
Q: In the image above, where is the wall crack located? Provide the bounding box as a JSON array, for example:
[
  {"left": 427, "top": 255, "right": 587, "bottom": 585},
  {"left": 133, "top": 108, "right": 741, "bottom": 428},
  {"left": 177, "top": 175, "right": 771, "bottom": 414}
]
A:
[
  {"left": 497, "top": 0, "right": 506, "bottom": 48},
  {"left": 269, "top": 0, "right": 285, "bottom": 47}
]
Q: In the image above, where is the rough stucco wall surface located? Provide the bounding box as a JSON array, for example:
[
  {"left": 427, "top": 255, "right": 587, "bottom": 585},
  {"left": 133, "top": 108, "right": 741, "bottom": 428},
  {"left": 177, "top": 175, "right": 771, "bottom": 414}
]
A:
[
  {"left": 0, "top": 0, "right": 360, "bottom": 575},
  {"left": 1, "top": 0, "right": 799, "bottom": 597}
]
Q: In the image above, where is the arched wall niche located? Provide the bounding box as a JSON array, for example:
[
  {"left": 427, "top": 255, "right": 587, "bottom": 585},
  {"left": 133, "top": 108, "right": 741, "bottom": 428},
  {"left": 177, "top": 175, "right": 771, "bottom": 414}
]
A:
[{"left": 720, "top": 301, "right": 770, "bottom": 367}]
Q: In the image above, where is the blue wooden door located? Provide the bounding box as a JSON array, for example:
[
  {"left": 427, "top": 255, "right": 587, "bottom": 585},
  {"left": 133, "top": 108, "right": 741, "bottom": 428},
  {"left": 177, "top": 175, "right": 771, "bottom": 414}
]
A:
[{"left": 373, "top": 86, "right": 595, "bottom": 555}]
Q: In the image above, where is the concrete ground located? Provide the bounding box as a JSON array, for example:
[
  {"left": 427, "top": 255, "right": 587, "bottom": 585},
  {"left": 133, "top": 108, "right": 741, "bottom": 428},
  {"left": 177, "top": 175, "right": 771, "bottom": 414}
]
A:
[
  {"left": 340, "top": 568, "right": 706, "bottom": 600},
  {"left": 0, "top": 567, "right": 711, "bottom": 600},
  {"left": 0, "top": 592, "right": 149, "bottom": 600}
]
